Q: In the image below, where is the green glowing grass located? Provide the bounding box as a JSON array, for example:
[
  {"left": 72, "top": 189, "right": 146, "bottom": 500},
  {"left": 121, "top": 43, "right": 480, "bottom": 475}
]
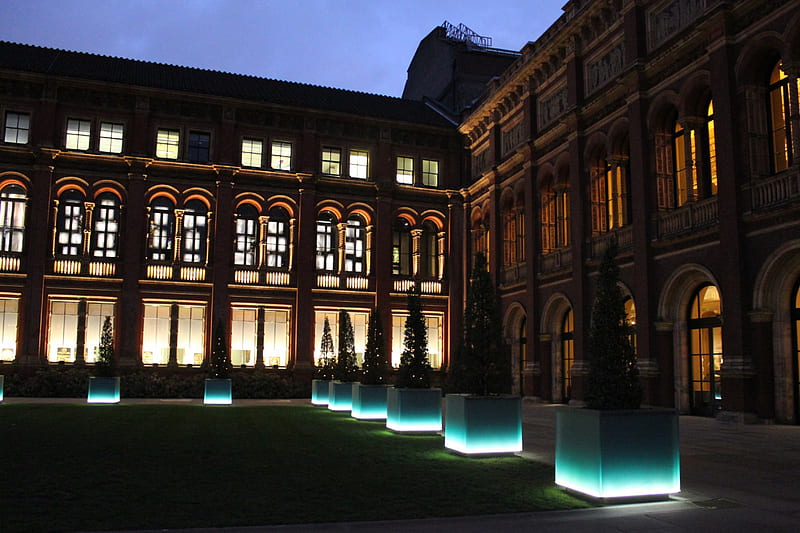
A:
[{"left": 0, "top": 404, "right": 588, "bottom": 532}]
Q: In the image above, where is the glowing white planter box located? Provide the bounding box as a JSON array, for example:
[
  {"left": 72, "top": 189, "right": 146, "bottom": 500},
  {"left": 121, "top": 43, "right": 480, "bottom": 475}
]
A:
[
  {"left": 204, "top": 378, "right": 232, "bottom": 405},
  {"left": 311, "top": 379, "right": 331, "bottom": 406},
  {"left": 0, "top": 374, "right": 5, "bottom": 402},
  {"left": 328, "top": 381, "right": 354, "bottom": 411},
  {"left": 386, "top": 387, "right": 442, "bottom": 433},
  {"left": 555, "top": 406, "right": 680, "bottom": 500},
  {"left": 444, "top": 394, "right": 522, "bottom": 455},
  {"left": 87, "top": 377, "right": 120, "bottom": 404},
  {"left": 351, "top": 383, "right": 390, "bottom": 420}
]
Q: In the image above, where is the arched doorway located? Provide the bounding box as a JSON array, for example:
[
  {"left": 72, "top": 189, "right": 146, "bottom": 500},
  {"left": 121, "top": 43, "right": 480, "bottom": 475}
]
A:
[
  {"left": 519, "top": 317, "right": 527, "bottom": 396},
  {"left": 793, "top": 280, "right": 800, "bottom": 422},
  {"left": 561, "top": 309, "right": 574, "bottom": 403},
  {"left": 688, "top": 285, "right": 723, "bottom": 416}
]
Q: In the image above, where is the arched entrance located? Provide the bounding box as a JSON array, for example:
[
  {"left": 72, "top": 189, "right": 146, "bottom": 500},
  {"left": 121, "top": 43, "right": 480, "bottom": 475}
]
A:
[
  {"left": 519, "top": 317, "right": 527, "bottom": 396},
  {"left": 793, "top": 280, "right": 800, "bottom": 421},
  {"left": 503, "top": 304, "right": 527, "bottom": 396},
  {"left": 561, "top": 309, "right": 574, "bottom": 403},
  {"left": 688, "top": 285, "right": 723, "bottom": 416}
]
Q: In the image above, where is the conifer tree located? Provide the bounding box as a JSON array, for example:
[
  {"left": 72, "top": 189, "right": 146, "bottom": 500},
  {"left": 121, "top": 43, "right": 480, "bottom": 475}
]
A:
[
  {"left": 316, "top": 316, "right": 335, "bottom": 380},
  {"left": 209, "top": 320, "right": 232, "bottom": 380},
  {"left": 395, "top": 283, "right": 431, "bottom": 388},
  {"left": 94, "top": 315, "right": 116, "bottom": 378},
  {"left": 334, "top": 310, "right": 358, "bottom": 382},
  {"left": 361, "top": 307, "right": 389, "bottom": 385},
  {"left": 584, "top": 241, "right": 642, "bottom": 409}
]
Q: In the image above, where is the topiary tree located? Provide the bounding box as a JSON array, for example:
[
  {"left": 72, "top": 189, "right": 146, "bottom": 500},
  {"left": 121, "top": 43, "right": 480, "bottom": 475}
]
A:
[
  {"left": 584, "top": 240, "right": 642, "bottom": 410},
  {"left": 333, "top": 310, "right": 358, "bottom": 382},
  {"left": 209, "top": 320, "right": 232, "bottom": 380},
  {"left": 361, "top": 307, "right": 389, "bottom": 385},
  {"left": 94, "top": 316, "right": 116, "bottom": 378},
  {"left": 453, "top": 252, "right": 510, "bottom": 395},
  {"left": 395, "top": 283, "right": 431, "bottom": 388},
  {"left": 315, "top": 316, "right": 335, "bottom": 380}
]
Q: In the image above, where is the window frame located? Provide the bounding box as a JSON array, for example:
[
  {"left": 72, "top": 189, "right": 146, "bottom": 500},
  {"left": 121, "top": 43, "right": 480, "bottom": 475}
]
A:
[
  {"left": 396, "top": 156, "right": 414, "bottom": 185},
  {"left": 148, "top": 197, "right": 175, "bottom": 261},
  {"left": 155, "top": 128, "right": 180, "bottom": 160},
  {"left": 315, "top": 211, "right": 337, "bottom": 272},
  {"left": 181, "top": 199, "right": 208, "bottom": 264},
  {"left": 348, "top": 149, "right": 369, "bottom": 180},
  {"left": 265, "top": 206, "right": 290, "bottom": 269},
  {"left": 321, "top": 147, "right": 342, "bottom": 176},
  {"left": 241, "top": 138, "right": 264, "bottom": 168},
  {"left": 91, "top": 193, "right": 120, "bottom": 259},
  {"left": 56, "top": 189, "right": 85, "bottom": 256},
  {"left": 98, "top": 122, "right": 124, "bottom": 154},
  {"left": 271, "top": 140, "right": 293, "bottom": 171},
  {"left": 4, "top": 111, "right": 30, "bottom": 145},
  {"left": 65, "top": 118, "right": 92, "bottom": 151},
  {"left": 0, "top": 184, "right": 27, "bottom": 254},
  {"left": 187, "top": 131, "right": 211, "bottom": 164},
  {"left": 234, "top": 204, "right": 259, "bottom": 267},
  {"left": 421, "top": 158, "right": 439, "bottom": 187}
]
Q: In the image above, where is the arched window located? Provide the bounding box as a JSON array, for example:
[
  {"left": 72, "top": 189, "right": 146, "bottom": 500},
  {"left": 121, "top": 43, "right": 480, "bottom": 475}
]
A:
[
  {"left": 624, "top": 297, "right": 637, "bottom": 355},
  {"left": 561, "top": 308, "right": 574, "bottom": 403},
  {"left": 344, "top": 214, "right": 365, "bottom": 273},
  {"left": 673, "top": 121, "right": 697, "bottom": 206},
  {"left": 704, "top": 101, "right": 718, "bottom": 196},
  {"left": 148, "top": 197, "right": 174, "bottom": 261},
  {"left": 315, "top": 211, "right": 336, "bottom": 272},
  {"left": 419, "top": 221, "right": 439, "bottom": 278},
  {"left": 556, "top": 183, "right": 570, "bottom": 248},
  {"left": 589, "top": 159, "right": 608, "bottom": 235},
  {"left": 181, "top": 200, "right": 207, "bottom": 264},
  {"left": 266, "top": 206, "right": 289, "bottom": 269},
  {"left": 56, "top": 189, "right": 85, "bottom": 256},
  {"left": 769, "top": 61, "right": 794, "bottom": 172},
  {"left": 606, "top": 161, "right": 628, "bottom": 230},
  {"left": 0, "top": 184, "right": 27, "bottom": 253},
  {"left": 502, "top": 200, "right": 518, "bottom": 267},
  {"left": 91, "top": 193, "right": 119, "bottom": 258},
  {"left": 688, "top": 284, "right": 723, "bottom": 416},
  {"left": 471, "top": 216, "right": 488, "bottom": 263},
  {"left": 234, "top": 204, "right": 259, "bottom": 267},
  {"left": 392, "top": 218, "right": 412, "bottom": 276}
]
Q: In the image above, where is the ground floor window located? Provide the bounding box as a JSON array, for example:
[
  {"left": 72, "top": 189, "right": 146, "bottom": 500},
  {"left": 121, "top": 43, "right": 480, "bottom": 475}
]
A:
[
  {"left": 230, "top": 306, "right": 290, "bottom": 367},
  {"left": 47, "top": 298, "right": 115, "bottom": 363},
  {"left": 0, "top": 296, "right": 18, "bottom": 361},
  {"left": 142, "top": 302, "right": 205, "bottom": 366},
  {"left": 561, "top": 309, "right": 574, "bottom": 403},
  {"left": 390, "top": 311, "right": 443, "bottom": 369},
  {"left": 688, "top": 285, "right": 723, "bottom": 416},
  {"left": 314, "top": 309, "right": 368, "bottom": 366}
]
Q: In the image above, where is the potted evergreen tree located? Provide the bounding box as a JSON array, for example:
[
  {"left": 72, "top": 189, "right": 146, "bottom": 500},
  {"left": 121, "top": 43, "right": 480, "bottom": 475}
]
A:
[
  {"left": 204, "top": 320, "right": 233, "bottom": 405},
  {"left": 445, "top": 252, "right": 521, "bottom": 455},
  {"left": 328, "top": 310, "right": 358, "bottom": 411},
  {"left": 555, "top": 241, "right": 680, "bottom": 500},
  {"left": 386, "top": 283, "right": 442, "bottom": 433},
  {"left": 351, "top": 307, "right": 391, "bottom": 420},
  {"left": 87, "top": 315, "right": 120, "bottom": 403},
  {"left": 311, "top": 316, "right": 335, "bottom": 406}
]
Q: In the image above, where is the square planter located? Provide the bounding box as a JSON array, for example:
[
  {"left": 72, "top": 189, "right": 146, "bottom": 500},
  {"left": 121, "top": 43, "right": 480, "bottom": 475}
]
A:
[
  {"left": 87, "top": 376, "right": 120, "bottom": 404},
  {"left": 555, "top": 406, "right": 680, "bottom": 500},
  {"left": 351, "top": 383, "right": 390, "bottom": 420},
  {"left": 444, "top": 394, "right": 522, "bottom": 455},
  {"left": 0, "top": 374, "right": 5, "bottom": 402},
  {"left": 311, "top": 379, "right": 331, "bottom": 406},
  {"left": 386, "top": 387, "right": 442, "bottom": 433},
  {"left": 204, "top": 378, "right": 232, "bottom": 405},
  {"left": 328, "top": 381, "right": 354, "bottom": 411}
]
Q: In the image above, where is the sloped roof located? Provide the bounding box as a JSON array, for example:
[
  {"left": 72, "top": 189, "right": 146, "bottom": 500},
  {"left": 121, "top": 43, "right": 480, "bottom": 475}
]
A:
[{"left": 0, "top": 41, "right": 456, "bottom": 129}]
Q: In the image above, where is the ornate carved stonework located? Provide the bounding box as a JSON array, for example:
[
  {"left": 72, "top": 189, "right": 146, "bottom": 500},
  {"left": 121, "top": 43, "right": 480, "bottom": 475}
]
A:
[
  {"left": 502, "top": 121, "right": 526, "bottom": 155},
  {"left": 472, "top": 149, "right": 490, "bottom": 178},
  {"left": 647, "top": 0, "right": 705, "bottom": 51},
  {"left": 538, "top": 87, "right": 568, "bottom": 130},
  {"left": 585, "top": 43, "right": 625, "bottom": 94}
]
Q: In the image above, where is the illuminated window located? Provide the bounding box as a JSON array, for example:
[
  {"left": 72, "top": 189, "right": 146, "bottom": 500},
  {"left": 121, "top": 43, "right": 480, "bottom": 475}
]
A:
[
  {"left": 177, "top": 305, "right": 205, "bottom": 366},
  {"left": 420, "top": 222, "right": 439, "bottom": 278},
  {"left": 392, "top": 218, "right": 411, "bottom": 276},
  {"left": 349, "top": 149, "right": 368, "bottom": 179},
  {"left": 769, "top": 61, "right": 794, "bottom": 172},
  {"left": 557, "top": 186, "right": 570, "bottom": 248},
  {"left": 156, "top": 128, "right": 180, "bottom": 160},
  {"left": 344, "top": 215, "right": 365, "bottom": 273},
  {"left": 188, "top": 132, "right": 210, "bottom": 163},
  {"left": 85, "top": 302, "right": 114, "bottom": 364},
  {"left": 390, "top": 312, "right": 442, "bottom": 369},
  {"left": 142, "top": 303, "right": 171, "bottom": 365},
  {"left": 688, "top": 285, "right": 723, "bottom": 416},
  {"left": 266, "top": 206, "right": 289, "bottom": 268},
  {"left": 422, "top": 159, "right": 439, "bottom": 187},
  {"left": 181, "top": 200, "right": 207, "bottom": 264},
  {"left": 92, "top": 193, "right": 119, "bottom": 258},
  {"left": 314, "top": 309, "right": 368, "bottom": 366},
  {"left": 673, "top": 122, "right": 697, "bottom": 206},
  {"left": 315, "top": 211, "right": 336, "bottom": 272},
  {"left": 234, "top": 204, "right": 258, "bottom": 267},
  {"left": 321, "top": 147, "right": 341, "bottom": 176},
  {"left": 541, "top": 181, "right": 556, "bottom": 253},
  {"left": 0, "top": 184, "right": 26, "bottom": 253},
  {"left": 56, "top": 190, "right": 85, "bottom": 256},
  {"left": 99, "top": 122, "right": 124, "bottom": 153},
  {"left": 142, "top": 303, "right": 206, "bottom": 366},
  {"left": 66, "top": 119, "right": 91, "bottom": 151},
  {"left": 0, "top": 297, "right": 19, "bottom": 361},
  {"left": 4, "top": 112, "right": 30, "bottom": 144},
  {"left": 48, "top": 300, "right": 79, "bottom": 363},
  {"left": 271, "top": 141, "right": 292, "bottom": 171},
  {"left": 503, "top": 205, "right": 518, "bottom": 267},
  {"left": 231, "top": 307, "right": 258, "bottom": 366},
  {"left": 561, "top": 309, "right": 574, "bottom": 403},
  {"left": 606, "top": 163, "right": 628, "bottom": 230},
  {"left": 241, "top": 138, "right": 263, "bottom": 168},
  {"left": 396, "top": 156, "right": 414, "bottom": 184},
  {"left": 263, "top": 309, "right": 290, "bottom": 367},
  {"left": 148, "top": 197, "right": 174, "bottom": 261},
  {"left": 704, "top": 101, "right": 718, "bottom": 196}
]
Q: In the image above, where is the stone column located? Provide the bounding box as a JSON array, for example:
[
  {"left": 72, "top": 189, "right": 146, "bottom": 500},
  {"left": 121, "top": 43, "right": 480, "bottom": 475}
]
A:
[
  {"left": 653, "top": 321, "right": 675, "bottom": 408},
  {"left": 749, "top": 310, "right": 775, "bottom": 420}
]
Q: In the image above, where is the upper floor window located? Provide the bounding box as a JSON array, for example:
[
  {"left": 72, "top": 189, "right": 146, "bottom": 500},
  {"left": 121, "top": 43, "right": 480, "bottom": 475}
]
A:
[
  {"left": 4, "top": 112, "right": 30, "bottom": 144},
  {"left": 769, "top": 61, "right": 794, "bottom": 173},
  {"left": 315, "top": 211, "right": 336, "bottom": 272},
  {"left": 99, "top": 122, "right": 124, "bottom": 154},
  {"left": 234, "top": 204, "right": 259, "bottom": 267},
  {"left": 91, "top": 193, "right": 120, "bottom": 258},
  {"left": 541, "top": 181, "right": 556, "bottom": 254},
  {"left": 422, "top": 159, "right": 439, "bottom": 187},
  {"left": 148, "top": 197, "right": 174, "bottom": 261},
  {"left": 271, "top": 141, "right": 292, "bottom": 171},
  {"left": 349, "top": 150, "right": 368, "bottom": 179},
  {"left": 321, "top": 147, "right": 341, "bottom": 176},
  {"left": 156, "top": 129, "right": 180, "bottom": 160},
  {"left": 242, "top": 138, "right": 263, "bottom": 168},
  {"left": 673, "top": 122, "right": 696, "bottom": 206},
  {"left": 181, "top": 200, "right": 207, "bottom": 263},
  {"left": 266, "top": 206, "right": 289, "bottom": 269},
  {"left": 590, "top": 161, "right": 629, "bottom": 234},
  {"left": 396, "top": 156, "right": 414, "bottom": 185},
  {"left": 0, "top": 184, "right": 26, "bottom": 253},
  {"left": 188, "top": 132, "right": 210, "bottom": 164},
  {"left": 65, "top": 119, "right": 91, "bottom": 151},
  {"left": 56, "top": 190, "right": 85, "bottom": 256},
  {"left": 704, "top": 102, "right": 718, "bottom": 195},
  {"left": 344, "top": 215, "right": 366, "bottom": 273},
  {"left": 420, "top": 222, "right": 439, "bottom": 278},
  {"left": 392, "top": 218, "right": 412, "bottom": 276}
]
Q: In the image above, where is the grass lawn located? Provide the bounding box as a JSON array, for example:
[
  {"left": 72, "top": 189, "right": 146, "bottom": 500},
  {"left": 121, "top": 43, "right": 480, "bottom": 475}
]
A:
[{"left": 0, "top": 403, "right": 588, "bottom": 532}]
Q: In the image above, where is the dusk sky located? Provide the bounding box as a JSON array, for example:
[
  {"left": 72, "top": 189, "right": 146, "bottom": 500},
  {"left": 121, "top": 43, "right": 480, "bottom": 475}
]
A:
[{"left": 0, "top": 0, "right": 565, "bottom": 97}]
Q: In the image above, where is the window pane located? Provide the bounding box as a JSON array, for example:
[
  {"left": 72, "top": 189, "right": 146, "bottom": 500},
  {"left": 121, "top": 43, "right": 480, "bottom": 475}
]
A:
[
  {"left": 188, "top": 132, "right": 210, "bottom": 163},
  {"left": 322, "top": 147, "right": 341, "bottom": 175},
  {"left": 5, "top": 112, "right": 30, "bottom": 144},
  {"left": 156, "top": 129, "right": 180, "bottom": 159},
  {"left": 142, "top": 303, "right": 172, "bottom": 365},
  {"left": 0, "top": 297, "right": 19, "bottom": 360},
  {"left": 66, "top": 119, "right": 91, "bottom": 150},
  {"left": 422, "top": 159, "right": 439, "bottom": 187},
  {"left": 48, "top": 300, "right": 79, "bottom": 363},
  {"left": 349, "top": 150, "right": 368, "bottom": 179},
  {"left": 396, "top": 156, "right": 414, "bottom": 184},
  {"left": 271, "top": 141, "right": 292, "bottom": 170},
  {"left": 99, "top": 123, "right": 124, "bottom": 153},
  {"left": 242, "top": 138, "right": 263, "bottom": 168}
]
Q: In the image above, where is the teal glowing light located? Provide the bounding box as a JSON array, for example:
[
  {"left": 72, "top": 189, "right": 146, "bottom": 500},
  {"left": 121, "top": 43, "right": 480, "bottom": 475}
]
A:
[
  {"left": 311, "top": 379, "right": 330, "bottom": 406},
  {"left": 204, "top": 378, "right": 232, "bottom": 405},
  {"left": 386, "top": 387, "right": 442, "bottom": 433},
  {"left": 555, "top": 406, "right": 680, "bottom": 499},
  {"left": 351, "top": 383, "right": 389, "bottom": 420},
  {"left": 0, "top": 374, "right": 5, "bottom": 402},
  {"left": 444, "top": 394, "right": 522, "bottom": 455},
  {"left": 328, "top": 381, "right": 353, "bottom": 412},
  {"left": 87, "top": 377, "right": 120, "bottom": 404}
]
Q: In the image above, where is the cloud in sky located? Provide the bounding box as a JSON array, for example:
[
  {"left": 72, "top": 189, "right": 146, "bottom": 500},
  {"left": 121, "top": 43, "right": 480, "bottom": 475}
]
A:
[{"left": 0, "top": 0, "right": 564, "bottom": 97}]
